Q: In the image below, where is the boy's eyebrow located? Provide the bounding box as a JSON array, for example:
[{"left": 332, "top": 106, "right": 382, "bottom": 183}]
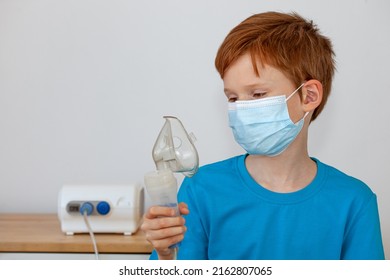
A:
[
  {"left": 224, "top": 82, "right": 270, "bottom": 93},
  {"left": 244, "top": 82, "right": 269, "bottom": 89}
]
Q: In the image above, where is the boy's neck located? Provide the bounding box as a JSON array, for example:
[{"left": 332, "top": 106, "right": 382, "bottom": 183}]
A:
[{"left": 245, "top": 144, "right": 317, "bottom": 193}]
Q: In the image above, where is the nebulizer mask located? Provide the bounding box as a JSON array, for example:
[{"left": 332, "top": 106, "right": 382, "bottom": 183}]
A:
[{"left": 144, "top": 116, "right": 199, "bottom": 258}]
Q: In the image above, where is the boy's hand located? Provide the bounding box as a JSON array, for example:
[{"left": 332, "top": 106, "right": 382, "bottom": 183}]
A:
[{"left": 141, "top": 202, "right": 189, "bottom": 260}]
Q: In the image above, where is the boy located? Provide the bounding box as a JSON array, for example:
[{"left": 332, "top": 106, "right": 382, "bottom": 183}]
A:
[{"left": 141, "top": 11, "right": 385, "bottom": 260}]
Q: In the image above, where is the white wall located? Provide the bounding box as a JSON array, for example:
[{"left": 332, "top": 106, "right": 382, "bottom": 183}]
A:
[{"left": 1, "top": 0, "right": 389, "bottom": 258}]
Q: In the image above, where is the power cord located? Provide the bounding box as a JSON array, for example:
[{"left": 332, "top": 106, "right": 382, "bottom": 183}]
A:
[{"left": 82, "top": 210, "right": 99, "bottom": 260}]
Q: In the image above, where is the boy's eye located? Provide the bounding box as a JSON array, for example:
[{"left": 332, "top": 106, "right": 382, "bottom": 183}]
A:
[
  {"left": 228, "top": 97, "right": 237, "bottom": 103},
  {"left": 253, "top": 92, "right": 266, "bottom": 99}
]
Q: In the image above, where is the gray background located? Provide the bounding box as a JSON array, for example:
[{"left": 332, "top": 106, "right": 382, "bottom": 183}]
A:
[{"left": 1, "top": 0, "right": 389, "bottom": 258}]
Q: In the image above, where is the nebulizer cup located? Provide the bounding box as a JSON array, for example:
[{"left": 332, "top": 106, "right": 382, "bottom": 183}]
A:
[
  {"left": 144, "top": 116, "right": 199, "bottom": 259},
  {"left": 144, "top": 169, "right": 179, "bottom": 215}
]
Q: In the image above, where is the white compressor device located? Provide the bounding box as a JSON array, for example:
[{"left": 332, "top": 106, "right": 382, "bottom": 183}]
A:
[{"left": 58, "top": 184, "right": 144, "bottom": 235}]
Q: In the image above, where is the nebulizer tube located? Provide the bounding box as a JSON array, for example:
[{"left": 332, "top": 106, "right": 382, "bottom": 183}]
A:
[{"left": 144, "top": 116, "right": 199, "bottom": 260}]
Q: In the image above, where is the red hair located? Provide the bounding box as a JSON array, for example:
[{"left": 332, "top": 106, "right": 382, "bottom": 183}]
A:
[{"left": 215, "top": 12, "right": 336, "bottom": 121}]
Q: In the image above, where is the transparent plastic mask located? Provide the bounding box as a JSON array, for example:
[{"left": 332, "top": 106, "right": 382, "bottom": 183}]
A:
[{"left": 152, "top": 116, "right": 199, "bottom": 177}]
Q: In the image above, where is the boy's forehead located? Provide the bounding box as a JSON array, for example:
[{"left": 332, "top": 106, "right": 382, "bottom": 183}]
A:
[{"left": 223, "top": 54, "right": 288, "bottom": 88}]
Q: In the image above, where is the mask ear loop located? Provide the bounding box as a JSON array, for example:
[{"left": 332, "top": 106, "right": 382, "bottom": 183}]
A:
[
  {"left": 286, "top": 83, "right": 305, "bottom": 101},
  {"left": 286, "top": 83, "right": 310, "bottom": 124}
]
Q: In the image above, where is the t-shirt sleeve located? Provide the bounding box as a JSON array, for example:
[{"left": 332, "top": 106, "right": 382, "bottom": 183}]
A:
[{"left": 341, "top": 193, "right": 385, "bottom": 259}]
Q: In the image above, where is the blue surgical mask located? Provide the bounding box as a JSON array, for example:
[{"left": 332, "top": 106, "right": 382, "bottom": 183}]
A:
[{"left": 228, "top": 84, "right": 308, "bottom": 156}]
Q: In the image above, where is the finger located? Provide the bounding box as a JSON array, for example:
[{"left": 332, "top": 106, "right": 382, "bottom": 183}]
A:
[
  {"left": 144, "top": 206, "right": 177, "bottom": 219},
  {"left": 179, "top": 202, "right": 188, "bottom": 208},
  {"left": 142, "top": 215, "right": 185, "bottom": 231},
  {"left": 141, "top": 215, "right": 185, "bottom": 232},
  {"left": 145, "top": 225, "right": 187, "bottom": 242},
  {"left": 178, "top": 203, "right": 190, "bottom": 215},
  {"left": 153, "top": 234, "right": 186, "bottom": 252}
]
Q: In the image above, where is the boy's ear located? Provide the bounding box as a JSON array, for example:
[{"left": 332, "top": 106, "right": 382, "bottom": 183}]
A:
[{"left": 301, "top": 79, "right": 323, "bottom": 112}]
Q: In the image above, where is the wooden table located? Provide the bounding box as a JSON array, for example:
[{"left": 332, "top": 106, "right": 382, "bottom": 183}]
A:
[{"left": 0, "top": 213, "right": 153, "bottom": 254}]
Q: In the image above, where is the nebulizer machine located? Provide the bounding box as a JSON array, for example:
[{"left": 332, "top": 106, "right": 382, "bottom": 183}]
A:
[{"left": 144, "top": 116, "right": 199, "bottom": 259}]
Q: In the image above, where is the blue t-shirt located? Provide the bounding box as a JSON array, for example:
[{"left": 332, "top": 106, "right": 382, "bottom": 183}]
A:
[{"left": 150, "top": 155, "right": 384, "bottom": 259}]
